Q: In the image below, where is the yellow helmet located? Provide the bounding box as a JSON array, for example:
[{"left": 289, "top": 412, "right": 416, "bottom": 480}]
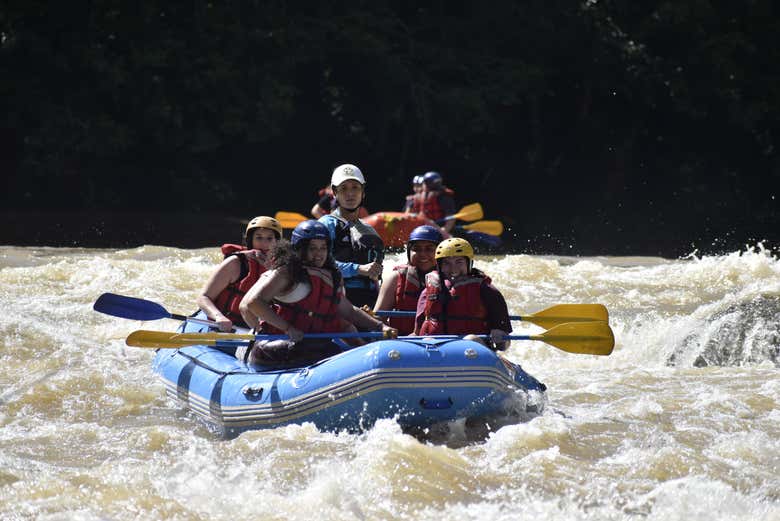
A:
[
  {"left": 246, "top": 216, "right": 282, "bottom": 239},
  {"left": 434, "top": 238, "right": 474, "bottom": 260}
]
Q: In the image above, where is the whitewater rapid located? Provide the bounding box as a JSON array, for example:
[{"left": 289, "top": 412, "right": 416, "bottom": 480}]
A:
[{"left": 0, "top": 244, "right": 778, "bottom": 520}]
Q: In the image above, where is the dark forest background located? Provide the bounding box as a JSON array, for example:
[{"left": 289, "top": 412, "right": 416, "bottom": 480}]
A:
[{"left": 1, "top": 1, "right": 777, "bottom": 256}]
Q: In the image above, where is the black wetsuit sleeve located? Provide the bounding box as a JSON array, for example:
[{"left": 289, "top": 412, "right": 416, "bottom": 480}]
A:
[
  {"left": 317, "top": 194, "right": 333, "bottom": 212},
  {"left": 480, "top": 283, "right": 512, "bottom": 333},
  {"left": 439, "top": 194, "right": 456, "bottom": 218}
]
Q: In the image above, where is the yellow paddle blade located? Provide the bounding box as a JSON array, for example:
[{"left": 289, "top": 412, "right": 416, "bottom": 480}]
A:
[
  {"left": 126, "top": 330, "right": 254, "bottom": 349},
  {"left": 451, "top": 202, "right": 483, "bottom": 222},
  {"left": 530, "top": 321, "right": 615, "bottom": 356},
  {"left": 274, "top": 211, "right": 308, "bottom": 229},
  {"left": 461, "top": 220, "right": 504, "bottom": 236},
  {"left": 522, "top": 304, "right": 609, "bottom": 329}
]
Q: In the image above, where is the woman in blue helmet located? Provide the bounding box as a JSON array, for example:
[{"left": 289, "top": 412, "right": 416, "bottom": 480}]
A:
[
  {"left": 318, "top": 164, "right": 385, "bottom": 308},
  {"left": 237, "top": 220, "right": 395, "bottom": 367},
  {"left": 373, "top": 225, "right": 443, "bottom": 335}
]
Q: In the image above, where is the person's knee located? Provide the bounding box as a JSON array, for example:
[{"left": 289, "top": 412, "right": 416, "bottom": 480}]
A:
[
  {"left": 343, "top": 322, "right": 358, "bottom": 333},
  {"left": 247, "top": 340, "right": 293, "bottom": 365}
]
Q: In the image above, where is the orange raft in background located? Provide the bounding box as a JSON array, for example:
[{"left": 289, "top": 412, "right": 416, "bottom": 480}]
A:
[{"left": 362, "top": 212, "right": 444, "bottom": 248}]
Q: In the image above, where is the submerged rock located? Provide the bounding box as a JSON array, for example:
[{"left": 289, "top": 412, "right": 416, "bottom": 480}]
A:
[{"left": 668, "top": 296, "right": 780, "bottom": 367}]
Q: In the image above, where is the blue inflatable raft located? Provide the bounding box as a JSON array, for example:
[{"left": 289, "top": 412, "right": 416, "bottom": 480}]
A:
[{"left": 152, "top": 320, "right": 547, "bottom": 438}]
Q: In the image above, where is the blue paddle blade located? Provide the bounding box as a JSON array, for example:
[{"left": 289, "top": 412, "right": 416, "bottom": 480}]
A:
[
  {"left": 93, "top": 293, "right": 171, "bottom": 321},
  {"left": 465, "top": 230, "right": 502, "bottom": 248}
]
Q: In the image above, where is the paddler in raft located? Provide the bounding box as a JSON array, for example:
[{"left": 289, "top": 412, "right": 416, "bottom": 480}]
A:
[
  {"left": 405, "top": 171, "right": 457, "bottom": 235},
  {"left": 373, "top": 225, "right": 443, "bottom": 335},
  {"left": 401, "top": 175, "right": 424, "bottom": 212},
  {"left": 196, "top": 216, "right": 282, "bottom": 332},
  {"left": 237, "top": 220, "right": 396, "bottom": 367},
  {"left": 318, "top": 164, "right": 384, "bottom": 308},
  {"left": 310, "top": 185, "right": 369, "bottom": 219},
  {"left": 414, "top": 237, "right": 512, "bottom": 351}
]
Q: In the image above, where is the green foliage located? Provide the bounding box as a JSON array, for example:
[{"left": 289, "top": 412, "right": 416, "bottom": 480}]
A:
[{"left": 0, "top": 0, "right": 776, "bottom": 253}]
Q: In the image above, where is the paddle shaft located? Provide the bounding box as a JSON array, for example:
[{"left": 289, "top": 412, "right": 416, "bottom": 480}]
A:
[
  {"left": 379, "top": 310, "right": 535, "bottom": 320},
  {"left": 128, "top": 331, "right": 538, "bottom": 349},
  {"left": 126, "top": 330, "right": 390, "bottom": 349},
  {"left": 169, "top": 313, "right": 218, "bottom": 328},
  {"left": 126, "top": 320, "right": 614, "bottom": 355},
  {"left": 208, "top": 332, "right": 389, "bottom": 350},
  {"left": 375, "top": 308, "right": 606, "bottom": 326},
  {"left": 94, "top": 293, "right": 230, "bottom": 329}
]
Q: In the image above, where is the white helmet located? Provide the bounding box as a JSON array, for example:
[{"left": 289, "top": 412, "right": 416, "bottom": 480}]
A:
[{"left": 331, "top": 164, "right": 365, "bottom": 188}]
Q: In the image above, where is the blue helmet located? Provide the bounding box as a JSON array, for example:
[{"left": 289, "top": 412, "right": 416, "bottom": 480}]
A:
[
  {"left": 407, "top": 225, "right": 443, "bottom": 260},
  {"left": 422, "top": 171, "right": 443, "bottom": 189},
  {"left": 408, "top": 225, "right": 443, "bottom": 244},
  {"left": 291, "top": 220, "right": 330, "bottom": 248}
]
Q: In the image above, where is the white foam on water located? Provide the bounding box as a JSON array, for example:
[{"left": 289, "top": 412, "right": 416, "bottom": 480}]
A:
[{"left": 2, "top": 245, "right": 779, "bottom": 520}]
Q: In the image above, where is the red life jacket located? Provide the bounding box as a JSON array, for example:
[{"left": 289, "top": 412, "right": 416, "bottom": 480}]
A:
[
  {"left": 212, "top": 244, "right": 266, "bottom": 328},
  {"left": 388, "top": 265, "right": 424, "bottom": 335},
  {"left": 409, "top": 187, "right": 455, "bottom": 221},
  {"left": 263, "top": 266, "right": 344, "bottom": 334},
  {"left": 418, "top": 270, "right": 490, "bottom": 335}
]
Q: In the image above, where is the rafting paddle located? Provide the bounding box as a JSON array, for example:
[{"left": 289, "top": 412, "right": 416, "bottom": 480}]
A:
[
  {"left": 275, "top": 203, "right": 484, "bottom": 230},
  {"left": 126, "top": 321, "right": 614, "bottom": 355},
  {"left": 93, "top": 293, "right": 223, "bottom": 328},
  {"left": 436, "top": 202, "right": 483, "bottom": 224},
  {"left": 98, "top": 294, "right": 607, "bottom": 334},
  {"left": 376, "top": 303, "right": 609, "bottom": 330},
  {"left": 457, "top": 220, "right": 504, "bottom": 236},
  {"left": 275, "top": 211, "right": 310, "bottom": 229},
  {"left": 126, "top": 330, "right": 397, "bottom": 349}
]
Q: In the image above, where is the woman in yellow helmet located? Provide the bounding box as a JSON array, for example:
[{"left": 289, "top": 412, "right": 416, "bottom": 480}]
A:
[
  {"left": 414, "top": 237, "right": 512, "bottom": 350},
  {"left": 196, "top": 216, "right": 282, "bottom": 331}
]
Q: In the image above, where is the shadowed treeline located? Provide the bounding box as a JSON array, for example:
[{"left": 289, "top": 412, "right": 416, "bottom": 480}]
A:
[{"left": 1, "top": 2, "right": 777, "bottom": 255}]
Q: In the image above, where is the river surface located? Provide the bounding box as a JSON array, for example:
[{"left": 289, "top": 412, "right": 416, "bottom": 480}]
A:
[{"left": 1, "top": 244, "right": 778, "bottom": 520}]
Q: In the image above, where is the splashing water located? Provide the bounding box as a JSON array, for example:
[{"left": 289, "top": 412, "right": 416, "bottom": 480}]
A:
[{"left": 1, "top": 244, "right": 778, "bottom": 520}]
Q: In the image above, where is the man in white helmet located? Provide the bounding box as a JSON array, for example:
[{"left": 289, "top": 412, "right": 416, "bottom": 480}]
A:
[{"left": 318, "top": 164, "right": 384, "bottom": 308}]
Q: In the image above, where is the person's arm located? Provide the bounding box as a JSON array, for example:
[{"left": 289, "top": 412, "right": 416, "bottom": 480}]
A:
[
  {"left": 333, "top": 259, "right": 361, "bottom": 279},
  {"left": 480, "top": 282, "right": 512, "bottom": 349},
  {"left": 439, "top": 194, "right": 457, "bottom": 233},
  {"left": 413, "top": 287, "right": 429, "bottom": 335},
  {"left": 373, "top": 268, "right": 400, "bottom": 314},
  {"left": 239, "top": 269, "right": 295, "bottom": 335},
  {"left": 196, "top": 256, "right": 242, "bottom": 331},
  {"left": 311, "top": 202, "right": 326, "bottom": 218},
  {"left": 311, "top": 194, "right": 332, "bottom": 218}
]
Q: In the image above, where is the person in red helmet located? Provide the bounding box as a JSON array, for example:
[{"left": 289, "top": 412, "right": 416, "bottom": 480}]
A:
[
  {"left": 196, "top": 216, "right": 282, "bottom": 331},
  {"left": 374, "top": 225, "right": 443, "bottom": 335}
]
